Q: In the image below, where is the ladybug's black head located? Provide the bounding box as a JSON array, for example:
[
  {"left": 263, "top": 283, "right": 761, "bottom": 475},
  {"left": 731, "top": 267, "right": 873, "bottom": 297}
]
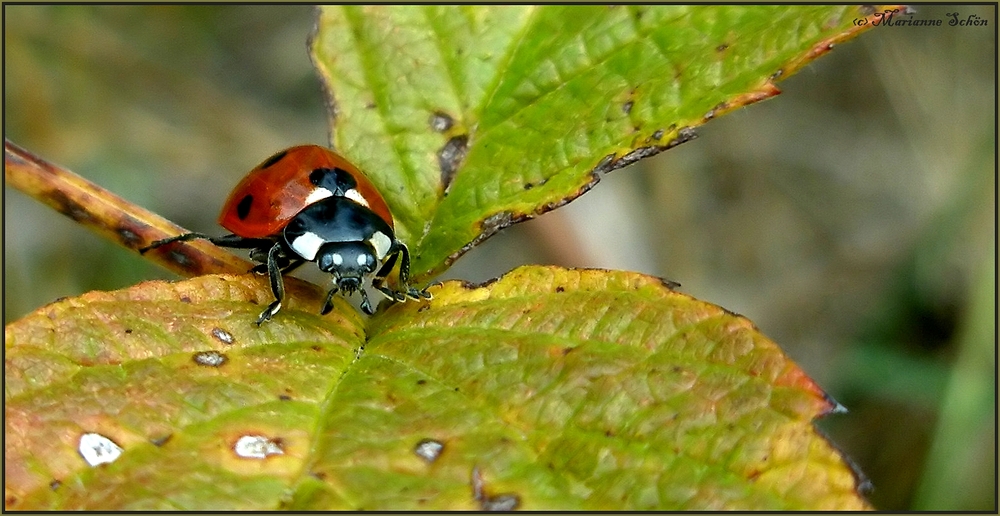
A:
[{"left": 316, "top": 241, "right": 378, "bottom": 291}]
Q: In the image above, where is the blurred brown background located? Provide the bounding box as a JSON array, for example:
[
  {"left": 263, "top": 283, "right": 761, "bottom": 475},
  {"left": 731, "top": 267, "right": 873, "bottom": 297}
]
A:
[{"left": 4, "top": 5, "right": 995, "bottom": 510}]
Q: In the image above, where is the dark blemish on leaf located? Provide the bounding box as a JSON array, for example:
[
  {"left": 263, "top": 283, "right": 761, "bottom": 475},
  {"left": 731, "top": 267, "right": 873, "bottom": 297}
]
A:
[
  {"left": 430, "top": 111, "right": 454, "bottom": 132},
  {"left": 704, "top": 102, "right": 728, "bottom": 121},
  {"left": 716, "top": 43, "right": 729, "bottom": 52},
  {"left": 671, "top": 366, "right": 682, "bottom": 373},
  {"left": 632, "top": 7, "right": 644, "bottom": 21},
  {"left": 438, "top": 135, "right": 469, "bottom": 191},
  {"left": 211, "top": 327, "right": 234, "bottom": 345},
  {"left": 555, "top": 286, "right": 565, "bottom": 293},
  {"left": 720, "top": 306, "right": 744, "bottom": 319},
  {"left": 48, "top": 190, "right": 92, "bottom": 224},
  {"left": 482, "top": 494, "right": 520, "bottom": 511},
  {"left": 658, "top": 277, "right": 681, "bottom": 290},
  {"left": 652, "top": 129, "right": 665, "bottom": 141},
  {"left": 180, "top": 296, "right": 192, "bottom": 303},
  {"left": 604, "top": 429, "right": 614, "bottom": 437},
  {"left": 116, "top": 223, "right": 143, "bottom": 248},
  {"left": 365, "top": 102, "right": 376, "bottom": 109},
  {"left": 632, "top": 125, "right": 642, "bottom": 133},
  {"left": 770, "top": 69, "right": 784, "bottom": 81},
  {"left": 416, "top": 379, "right": 427, "bottom": 385},
  {"left": 193, "top": 350, "right": 227, "bottom": 367},
  {"left": 448, "top": 170, "right": 602, "bottom": 269},
  {"left": 124, "top": 328, "right": 133, "bottom": 335},
  {"left": 471, "top": 466, "right": 522, "bottom": 511},
  {"left": 621, "top": 100, "right": 633, "bottom": 115},
  {"left": 523, "top": 182, "right": 534, "bottom": 190},
  {"left": 562, "top": 347, "right": 574, "bottom": 356},
  {"left": 150, "top": 434, "right": 173, "bottom": 447},
  {"left": 278, "top": 394, "right": 292, "bottom": 401},
  {"left": 616, "top": 146, "right": 665, "bottom": 170},
  {"left": 311, "top": 345, "right": 322, "bottom": 352},
  {"left": 669, "top": 127, "right": 698, "bottom": 149},
  {"left": 311, "top": 471, "right": 327, "bottom": 480},
  {"left": 593, "top": 153, "right": 616, "bottom": 175},
  {"left": 417, "top": 304, "right": 430, "bottom": 313},
  {"left": 49, "top": 479, "right": 61, "bottom": 491},
  {"left": 414, "top": 438, "right": 445, "bottom": 463},
  {"left": 260, "top": 149, "right": 288, "bottom": 169}
]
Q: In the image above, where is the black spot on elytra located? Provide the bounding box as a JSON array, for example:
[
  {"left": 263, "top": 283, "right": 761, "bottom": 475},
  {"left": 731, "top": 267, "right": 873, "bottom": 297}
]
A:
[
  {"left": 236, "top": 194, "right": 254, "bottom": 220},
  {"left": 260, "top": 150, "right": 288, "bottom": 169},
  {"left": 310, "top": 167, "right": 357, "bottom": 192}
]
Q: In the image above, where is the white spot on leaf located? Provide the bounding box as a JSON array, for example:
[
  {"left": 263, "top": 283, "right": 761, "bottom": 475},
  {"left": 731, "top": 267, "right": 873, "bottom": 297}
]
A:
[
  {"left": 234, "top": 435, "right": 284, "bottom": 459},
  {"left": 193, "top": 350, "right": 227, "bottom": 367},
  {"left": 414, "top": 438, "right": 444, "bottom": 463},
  {"left": 78, "top": 433, "right": 123, "bottom": 466}
]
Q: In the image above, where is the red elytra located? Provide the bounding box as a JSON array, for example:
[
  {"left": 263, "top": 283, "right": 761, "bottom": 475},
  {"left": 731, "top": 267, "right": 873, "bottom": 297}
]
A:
[{"left": 218, "top": 144, "right": 393, "bottom": 238}]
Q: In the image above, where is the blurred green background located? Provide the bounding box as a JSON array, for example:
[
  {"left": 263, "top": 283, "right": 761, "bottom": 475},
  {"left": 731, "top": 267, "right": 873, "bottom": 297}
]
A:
[{"left": 4, "top": 5, "right": 995, "bottom": 510}]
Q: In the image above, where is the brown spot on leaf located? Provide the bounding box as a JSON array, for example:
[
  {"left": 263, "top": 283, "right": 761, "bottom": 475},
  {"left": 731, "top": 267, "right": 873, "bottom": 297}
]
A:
[
  {"left": 211, "top": 327, "right": 234, "bottom": 345},
  {"left": 192, "top": 350, "right": 227, "bottom": 367},
  {"left": 430, "top": 111, "right": 454, "bottom": 132},
  {"left": 439, "top": 135, "right": 469, "bottom": 191},
  {"left": 48, "top": 190, "right": 92, "bottom": 224}
]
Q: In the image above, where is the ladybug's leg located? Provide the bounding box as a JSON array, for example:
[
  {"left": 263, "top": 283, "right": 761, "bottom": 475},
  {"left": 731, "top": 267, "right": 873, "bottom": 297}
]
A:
[
  {"left": 319, "top": 285, "right": 340, "bottom": 315},
  {"left": 372, "top": 252, "right": 406, "bottom": 302},
  {"left": 141, "top": 233, "right": 273, "bottom": 254},
  {"left": 255, "top": 243, "right": 286, "bottom": 326},
  {"left": 372, "top": 243, "right": 431, "bottom": 302},
  {"left": 250, "top": 257, "right": 305, "bottom": 276},
  {"left": 357, "top": 287, "right": 375, "bottom": 315}
]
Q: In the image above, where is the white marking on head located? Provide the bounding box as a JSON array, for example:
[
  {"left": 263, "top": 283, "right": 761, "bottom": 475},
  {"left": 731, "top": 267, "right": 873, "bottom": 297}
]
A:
[
  {"left": 344, "top": 189, "right": 370, "bottom": 208},
  {"left": 290, "top": 232, "right": 325, "bottom": 261},
  {"left": 357, "top": 253, "right": 368, "bottom": 266},
  {"left": 305, "top": 187, "right": 334, "bottom": 205},
  {"left": 370, "top": 231, "right": 392, "bottom": 260},
  {"left": 332, "top": 253, "right": 343, "bottom": 266}
]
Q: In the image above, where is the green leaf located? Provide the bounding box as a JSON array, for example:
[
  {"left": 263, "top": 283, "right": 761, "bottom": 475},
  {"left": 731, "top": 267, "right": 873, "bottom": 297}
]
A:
[
  {"left": 5, "top": 267, "right": 869, "bottom": 510},
  {"left": 311, "top": 5, "right": 884, "bottom": 280}
]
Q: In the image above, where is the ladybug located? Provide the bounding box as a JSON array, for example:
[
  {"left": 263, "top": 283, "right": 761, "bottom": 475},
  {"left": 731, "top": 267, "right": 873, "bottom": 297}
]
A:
[{"left": 141, "top": 145, "right": 430, "bottom": 324}]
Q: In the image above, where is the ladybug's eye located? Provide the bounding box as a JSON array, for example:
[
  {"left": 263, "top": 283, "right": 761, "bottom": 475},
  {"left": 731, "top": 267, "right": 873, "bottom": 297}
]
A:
[{"left": 236, "top": 194, "right": 254, "bottom": 220}]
